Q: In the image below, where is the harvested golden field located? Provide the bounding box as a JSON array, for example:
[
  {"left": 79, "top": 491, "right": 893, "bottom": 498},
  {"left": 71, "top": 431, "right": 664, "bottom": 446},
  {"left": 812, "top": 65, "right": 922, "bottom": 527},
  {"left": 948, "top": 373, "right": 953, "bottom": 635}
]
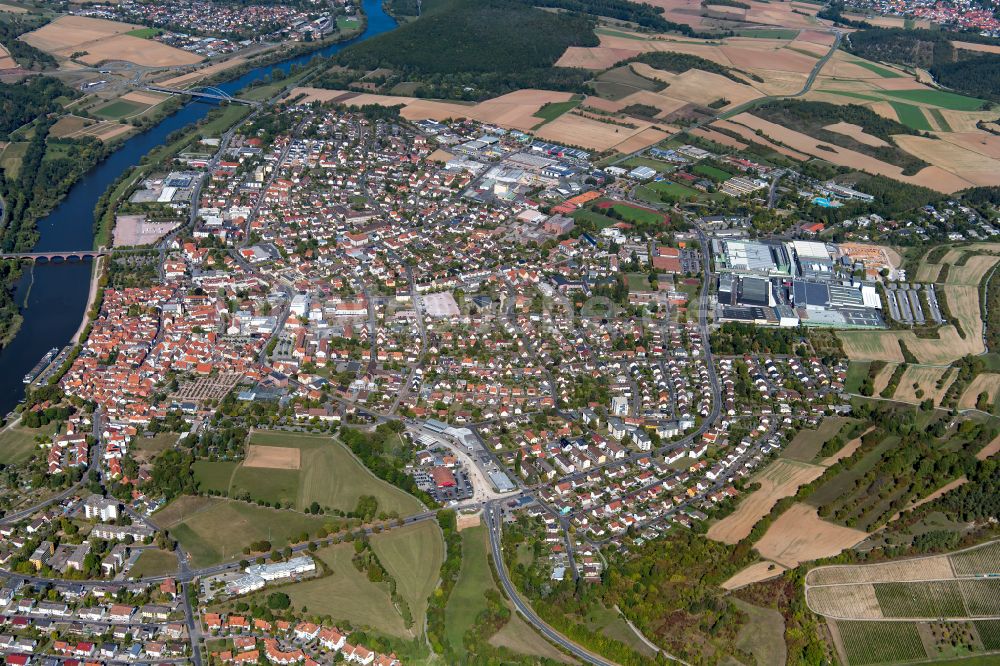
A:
[
  {"left": 22, "top": 15, "right": 138, "bottom": 52},
  {"left": 943, "top": 284, "right": 986, "bottom": 341},
  {"left": 796, "top": 29, "right": 837, "bottom": 46},
  {"left": 720, "top": 44, "right": 815, "bottom": 73},
  {"left": 937, "top": 108, "right": 999, "bottom": 133},
  {"left": 689, "top": 126, "right": 748, "bottom": 149},
  {"left": 871, "top": 362, "right": 898, "bottom": 396},
  {"left": 977, "top": 432, "right": 1000, "bottom": 460},
  {"left": 946, "top": 253, "right": 1000, "bottom": 286},
  {"left": 22, "top": 15, "right": 200, "bottom": 67},
  {"left": 891, "top": 365, "right": 954, "bottom": 406},
  {"left": 959, "top": 373, "right": 1000, "bottom": 410},
  {"left": 707, "top": 459, "right": 826, "bottom": 545},
  {"left": 952, "top": 40, "right": 1000, "bottom": 54},
  {"left": 290, "top": 88, "right": 573, "bottom": 133},
  {"left": 612, "top": 87, "right": 688, "bottom": 117},
  {"left": 939, "top": 132, "right": 1000, "bottom": 160},
  {"left": 823, "top": 121, "right": 889, "bottom": 147},
  {"left": 535, "top": 112, "right": 662, "bottom": 152},
  {"left": 807, "top": 555, "right": 955, "bottom": 586},
  {"left": 711, "top": 118, "right": 810, "bottom": 160},
  {"left": 120, "top": 90, "right": 170, "bottom": 106},
  {"left": 892, "top": 135, "right": 1000, "bottom": 188},
  {"left": 840, "top": 326, "right": 983, "bottom": 364},
  {"left": 730, "top": 113, "right": 973, "bottom": 192},
  {"left": 755, "top": 503, "right": 869, "bottom": 568},
  {"left": 0, "top": 43, "right": 15, "bottom": 69},
  {"left": 721, "top": 561, "right": 787, "bottom": 591},
  {"left": 608, "top": 127, "right": 670, "bottom": 153},
  {"left": 244, "top": 445, "right": 301, "bottom": 470},
  {"left": 77, "top": 122, "right": 134, "bottom": 142},
  {"left": 631, "top": 65, "right": 763, "bottom": 109},
  {"left": 76, "top": 35, "right": 201, "bottom": 66}
]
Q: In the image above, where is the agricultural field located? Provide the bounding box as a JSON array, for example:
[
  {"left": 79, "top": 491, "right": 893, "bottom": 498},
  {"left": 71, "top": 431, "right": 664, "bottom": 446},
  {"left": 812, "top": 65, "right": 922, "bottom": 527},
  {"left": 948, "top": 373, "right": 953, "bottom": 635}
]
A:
[
  {"left": 836, "top": 620, "right": 927, "bottom": 665},
  {"left": 753, "top": 503, "right": 869, "bottom": 568},
  {"left": 707, "top": 458, "right": 825, "bottom": 544},
  {"left": 155, "top": 496, "right": 328, "bottom": 568},
  {"left": 194, "top": 431, "right": 423, "bottom": 517},
  {"left": 21, "top": 15, "right": 201, "bottom": 67}
]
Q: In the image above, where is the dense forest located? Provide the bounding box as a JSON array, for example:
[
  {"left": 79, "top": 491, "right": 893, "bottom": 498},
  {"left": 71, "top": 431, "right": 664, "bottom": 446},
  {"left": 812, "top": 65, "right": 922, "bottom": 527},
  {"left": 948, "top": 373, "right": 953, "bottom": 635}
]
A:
[
  {"left": 326, "top": 0, "right": 599, "bottom": 100},
  {"left": 620, "top": 50, "right": 749, "bottom": 84},
  {"left": 0, "top": 76, "right": 76, "bottom": 139},
  {"left": 846, "top": 28, "right": 1000, "bottom": 103},
  {"left": 753, "top": 99, "right": 929, "bottom": 174}
]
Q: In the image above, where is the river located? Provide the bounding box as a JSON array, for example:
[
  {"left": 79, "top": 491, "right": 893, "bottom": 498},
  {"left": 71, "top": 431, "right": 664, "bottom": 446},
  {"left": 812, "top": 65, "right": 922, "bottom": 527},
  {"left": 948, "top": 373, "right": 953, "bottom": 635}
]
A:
[{"left": 0, "top": 0, "right": 397, "bottom": 417}]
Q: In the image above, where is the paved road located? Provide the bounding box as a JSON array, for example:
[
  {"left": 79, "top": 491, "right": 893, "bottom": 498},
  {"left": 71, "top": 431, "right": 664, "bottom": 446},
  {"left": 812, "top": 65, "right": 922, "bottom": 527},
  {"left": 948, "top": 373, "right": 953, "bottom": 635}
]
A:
[{"left": 484, "top": 502, "right": 619, "bottom": 666}]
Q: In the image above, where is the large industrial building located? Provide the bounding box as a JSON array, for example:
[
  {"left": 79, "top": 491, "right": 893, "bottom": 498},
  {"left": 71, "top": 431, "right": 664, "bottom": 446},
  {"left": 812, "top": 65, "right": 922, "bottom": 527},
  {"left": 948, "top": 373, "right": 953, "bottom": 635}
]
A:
[{"left": 715, "top": 238, "right": 885, "bottom": 329}]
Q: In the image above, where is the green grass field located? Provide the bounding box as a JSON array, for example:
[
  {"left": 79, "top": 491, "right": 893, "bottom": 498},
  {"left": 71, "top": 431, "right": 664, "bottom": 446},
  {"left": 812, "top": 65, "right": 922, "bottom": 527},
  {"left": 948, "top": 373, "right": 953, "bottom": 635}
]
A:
[
  {"left": 732, "top": 599, "right": 786, "bottom": 666},
  {"left": 275, "top": 541, "right": 413, "bottom": 638},
  {"left": 445, "top": 525, "right": 495, "bottom": 653},
  {"left": 0, "top": 142, "right": 29, "bottom": 180},
  {"left": 881, "top": 88, "right": 987, "bottom": 112},
  {"left": 692, "top": 163, "right": 733, "bottom": 183},
  {"left": 158, "top": 497, "right": 327, "bottom": 568},
  {"left": 0, "top": 423, "right": 52, "bottom": 465},
  {"left": 602, "top": 203, "right": 663, "bottom": 226},
  {"left": 337, "top": 16, "right": 360, "bottom": 30},
  {"left": 131, "top": 433, "right": 177, "bottom": 462},
  {"left": 192, "top": 461, "right": 238, "bottom": 494},
  {"left": 571, "top": 208, "right": 619, "bottom": 230},
  {"left": 838, "top": 620, "right": 927, "bottom": 665},
  {"left": 649, "top": 180, "right": 698, "bottom": 198},
  {"left": 851, "top": 60, "right": 903, "bottom": 78},
  {"left": 370, "top": 521, "right": 443, "bottom": 635},
  {"left": 888, "top": 101, "right": 933, "bottom": 131},
  {"left": 94, "top": 99, "right": 148, "bottom": 120},
  {"left": 732, "top": 28, "right": 800, "bottom": 39},
  {"left": 533, "top": 98, "right": 582, "bottom": 126},
  {"left": 129, "top": 549, "right": 177, "bottom": 578},
  {"left": 126, "top": 27, "right": 163, "bottom": 38},
  {"left": 243, "top": 431, "right": 423, "bottom": 517},
  {"left": 928, "top": 107, "right": 953, "bottom": 132},
  {"left": 621, "top": 156, "right": 676, "bottom": 173},
  {"left": 782, "top": 416, "right": 857, "bottom": 462}
]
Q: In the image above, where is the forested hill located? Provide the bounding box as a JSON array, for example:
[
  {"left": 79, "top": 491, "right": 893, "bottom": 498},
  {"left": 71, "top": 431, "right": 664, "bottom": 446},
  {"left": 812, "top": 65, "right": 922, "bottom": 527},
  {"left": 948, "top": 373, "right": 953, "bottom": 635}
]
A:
[
  {"left": 324, "top": 0, "right": 710, "bottom": 100},
  {"left": 846, "top": 28, "right": 1000, "bottom": 104},
  {"left": 324, "top": 0, "right": 597, "bottom": 99}
]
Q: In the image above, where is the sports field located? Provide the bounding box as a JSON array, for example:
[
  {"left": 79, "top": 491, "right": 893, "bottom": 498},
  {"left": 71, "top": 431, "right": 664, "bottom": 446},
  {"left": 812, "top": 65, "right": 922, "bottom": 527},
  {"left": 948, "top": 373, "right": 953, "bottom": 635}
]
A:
[
  {"left": 195, "top": 431, "right": 423, "bottom": 517},
  {"left": 0, "top": 423, "right": 49, "bottom": 464}
]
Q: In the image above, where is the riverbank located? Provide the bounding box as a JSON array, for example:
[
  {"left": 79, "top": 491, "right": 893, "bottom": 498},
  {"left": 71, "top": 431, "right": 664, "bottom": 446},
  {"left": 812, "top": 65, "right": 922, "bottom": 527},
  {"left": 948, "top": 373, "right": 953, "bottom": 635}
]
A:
[{"left": 0, "top": 0, "right": 399, "bottom": 417}]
